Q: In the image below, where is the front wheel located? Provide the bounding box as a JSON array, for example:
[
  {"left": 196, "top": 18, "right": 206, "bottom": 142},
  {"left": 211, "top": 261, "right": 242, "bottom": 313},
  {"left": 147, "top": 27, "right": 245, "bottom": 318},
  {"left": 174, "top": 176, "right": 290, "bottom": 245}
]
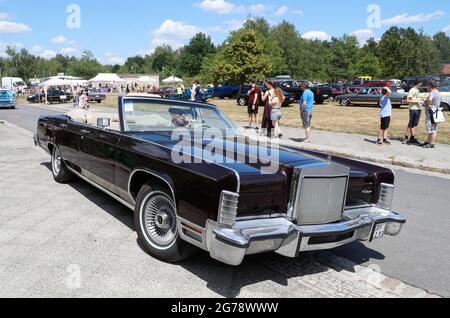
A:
[
  {"left": 238, "top": 97, "right": 247, "bottom": 107},
  {"left": 134, "top": 184, "right": 196, "bottom": 263},
  {"left": 51, "top": 146, "right": 73, "bottom": 183}
]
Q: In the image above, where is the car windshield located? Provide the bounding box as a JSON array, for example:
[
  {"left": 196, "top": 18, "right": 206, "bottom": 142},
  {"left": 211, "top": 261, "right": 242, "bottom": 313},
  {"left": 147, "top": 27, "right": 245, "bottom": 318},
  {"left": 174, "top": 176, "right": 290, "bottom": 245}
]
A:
[
  {"left": 0, "top": 91, "right": 13, "bottom": 98},
  {"left": 122, "top": 99, "right": 236, "bottom": 132}
]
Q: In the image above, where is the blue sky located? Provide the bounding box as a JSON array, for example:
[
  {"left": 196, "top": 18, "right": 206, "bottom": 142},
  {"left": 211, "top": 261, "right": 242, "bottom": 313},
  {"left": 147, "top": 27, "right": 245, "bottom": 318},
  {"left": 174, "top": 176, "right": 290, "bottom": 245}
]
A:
[{"left": 1, "top": 0, "right": 449, "bottom": 65}]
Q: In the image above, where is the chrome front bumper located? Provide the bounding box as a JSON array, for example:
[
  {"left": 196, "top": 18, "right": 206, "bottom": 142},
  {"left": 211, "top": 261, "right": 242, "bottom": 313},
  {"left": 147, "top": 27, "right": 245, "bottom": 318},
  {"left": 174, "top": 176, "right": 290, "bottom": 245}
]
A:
[{"left": 206, "top": 206, "right": 406, "bottom": 266}]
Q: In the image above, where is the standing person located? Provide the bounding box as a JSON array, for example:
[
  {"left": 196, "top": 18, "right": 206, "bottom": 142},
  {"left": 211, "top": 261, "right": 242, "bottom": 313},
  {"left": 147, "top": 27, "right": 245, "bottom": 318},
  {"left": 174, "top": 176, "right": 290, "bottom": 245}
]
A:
[
  {"left": 269, "top": 87, "right": 285, "bottom": 138},
  {"left": 261, "top": 81, "right": 276, "bottom": 137},
  {"left": 191, "top": 80, "right": 197, "bottom": 101},
  {"left": 194, "top": 80, "right": 203, "bottom": 103},
  {"left": 247, "top": 80, "right": 260, "bottom": 130},
  {"left": 422, "top": 81, "right": 441, "bottom": 149},
  {"left": 177, "top": 83, "right": 183, "bottom": 100},
  {"left": 377, "top": 87, "right": 392, "bottom": 145},
  {"left": 299, "top": 81, "right": 315, "bottom": 143},
  {"left": 403, "top": 80, "right": 423, "bottom": 145},
  {"left": 78, "top": 91, "right": 89, "bottom": 110}
]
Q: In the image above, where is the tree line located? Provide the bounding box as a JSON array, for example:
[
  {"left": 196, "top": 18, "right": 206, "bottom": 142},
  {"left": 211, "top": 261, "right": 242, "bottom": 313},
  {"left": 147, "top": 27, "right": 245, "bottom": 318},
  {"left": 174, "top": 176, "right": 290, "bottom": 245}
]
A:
[{"left": 1, "top": 18, "right": 449, "bottom": 85}]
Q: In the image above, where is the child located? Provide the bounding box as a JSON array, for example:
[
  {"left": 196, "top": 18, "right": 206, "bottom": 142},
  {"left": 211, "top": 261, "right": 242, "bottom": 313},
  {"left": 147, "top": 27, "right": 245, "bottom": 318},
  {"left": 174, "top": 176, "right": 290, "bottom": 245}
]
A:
[{"left": 378, "top": 87, "right": 392, "bottom": 145}]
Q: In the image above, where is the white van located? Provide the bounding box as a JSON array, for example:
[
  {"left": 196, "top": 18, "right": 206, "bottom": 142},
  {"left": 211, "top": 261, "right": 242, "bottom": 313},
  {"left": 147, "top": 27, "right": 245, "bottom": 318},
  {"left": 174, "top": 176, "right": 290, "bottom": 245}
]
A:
[{"left": 1, "top": 77, "right": 28, "bottom": 93}]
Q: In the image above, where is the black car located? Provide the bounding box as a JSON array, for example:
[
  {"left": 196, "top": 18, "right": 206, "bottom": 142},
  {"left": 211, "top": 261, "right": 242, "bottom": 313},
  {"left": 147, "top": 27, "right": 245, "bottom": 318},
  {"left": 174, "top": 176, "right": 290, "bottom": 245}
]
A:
[
  {"left": 33, "top": 95, "right": 405, "bottom": 266},
  {"left": 27, "top": 89, "right": 73, "bottom": 104},
  {"left": 237, "top": 85, "right": 296, "bottom": 108},
  {"left": 87, "top": 89, "right": 106, "bottom": 103},
  {"left": 401, "top": 76, "right": 441, "bottom": 93},
  {"left": 272, "top": 79, "right": 332, "bottom": 104}
]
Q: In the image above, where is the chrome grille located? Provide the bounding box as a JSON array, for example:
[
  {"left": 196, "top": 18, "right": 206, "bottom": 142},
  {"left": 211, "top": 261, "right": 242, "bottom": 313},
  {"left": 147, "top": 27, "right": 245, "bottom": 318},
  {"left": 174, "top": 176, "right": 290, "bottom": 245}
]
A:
[
  {"left": 290, "top": 165, "right": 350, "bottom": 225},
  {"left": 218, "top": 191, "right": 240, "bottom": 228}
]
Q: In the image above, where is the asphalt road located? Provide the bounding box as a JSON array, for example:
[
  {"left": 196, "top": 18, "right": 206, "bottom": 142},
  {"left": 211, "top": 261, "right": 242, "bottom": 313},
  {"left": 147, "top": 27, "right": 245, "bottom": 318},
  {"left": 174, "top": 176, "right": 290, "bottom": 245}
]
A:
[{"left": 1, "top": 103, "right": 449, "bottom": 297}]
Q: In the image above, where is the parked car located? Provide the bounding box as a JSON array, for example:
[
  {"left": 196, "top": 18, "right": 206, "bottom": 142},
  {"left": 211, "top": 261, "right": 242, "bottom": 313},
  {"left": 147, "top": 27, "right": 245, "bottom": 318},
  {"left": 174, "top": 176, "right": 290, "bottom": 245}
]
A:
[
  {"left": 87, "top": 89, "right": 106, "bottom": 104},
  {"left": 211, "top": 82, "right": 241, "bottom": 99},
  {"left": 336, "top": 87, "right": 408, "bottom": 108},
  {"left": 328, "top": 84, "right": 346, "bottom": 102},
  {"left": 236, "top": 85, "right": 296, "bottom": 107},
  {"left": 165, "top": 88, "right": 212, "bottom": 102},
  {"left": 273, "top": 79, "right": 331, "bottom": 104},
  {"left": 154, "top": 86, "right": 177, "bottom": 97},
  {"left": 27, "top": 89, "right": 73, "bottom": 104},
  {"left": 0, "top": 89, "right": 16, "bottom": 109},
  {"left": 34, "top": 96, "right": 405, "bottom": 266},
  {"left": 401, "top": 76, "right": 441, "bottom": 93}
]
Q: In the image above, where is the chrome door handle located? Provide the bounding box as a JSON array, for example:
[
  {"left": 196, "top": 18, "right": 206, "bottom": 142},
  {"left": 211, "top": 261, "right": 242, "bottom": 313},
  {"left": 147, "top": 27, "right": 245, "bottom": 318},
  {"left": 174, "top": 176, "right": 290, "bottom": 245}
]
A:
[{"left": 80, "top": 130, "right": 91, "bottom": 135}]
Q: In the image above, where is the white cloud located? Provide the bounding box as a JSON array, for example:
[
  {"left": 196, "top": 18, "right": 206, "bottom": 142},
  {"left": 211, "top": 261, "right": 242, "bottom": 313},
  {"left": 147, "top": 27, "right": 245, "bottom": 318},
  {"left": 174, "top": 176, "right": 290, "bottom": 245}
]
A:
[
  {"left": 60, "top": 47, "right": 78, "bottom": 55},
  {"left": 225, "top": 19, "right": 246, "bottom": 32},
  {"left": 382, "top": 10, "right": 445, "bottom": 26},
  {"left": 443, "top": 25, "right": 450, "bottom": 35},
  {"left": 197, "top": 0, "right": 236, "bottom": 14},
  {"left": 0, "top": 21, "right": 32, "bottom": 34},
  {"left": 275, "top": 6, "right": 289, "bottom": 17},
  {"left": 351, "top": 29, "right": 376, "bottom": 45},
  {"left": 0, "top": 42, "right": 24, "bottom": 57},
  {"left": 31, "top": 45, "right": 44, "bottom": 54},
  {"left": 249, "top": 4, "right": 267, "bottom": 15},
  {"left": 0, "top": 12, "right": 11, "bottom": 20},
  {"left": 50, "top": 35, "right": 68, "bottom": 44},
  {"left": 39, "top": 50, "right": 57, "bottom": 59},
  {"left": 293, "top": 10, "right": 304, "bottom": 16},
  {"left": 302, "top": 31, "right": 331, "bottom": 41},
  {"left": 152, "top": 19, "right": 203, "bottom": 48},
  {"left": 105, "top": 52, "right": 125, "bottom": 65}
]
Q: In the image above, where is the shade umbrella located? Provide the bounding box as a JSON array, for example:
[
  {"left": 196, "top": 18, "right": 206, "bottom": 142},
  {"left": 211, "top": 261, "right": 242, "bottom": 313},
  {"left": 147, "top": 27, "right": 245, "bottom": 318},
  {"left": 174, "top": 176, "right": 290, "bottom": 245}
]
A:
[{"left": 162, "top": 76, "right": 183, "bottom": 84}]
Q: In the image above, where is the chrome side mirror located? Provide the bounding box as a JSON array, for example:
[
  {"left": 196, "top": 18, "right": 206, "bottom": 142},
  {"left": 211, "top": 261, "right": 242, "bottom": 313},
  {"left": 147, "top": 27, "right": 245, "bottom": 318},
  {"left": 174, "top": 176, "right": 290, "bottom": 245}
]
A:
[{"left": 97, "top": 118, "right": 111, "bottom": 128}]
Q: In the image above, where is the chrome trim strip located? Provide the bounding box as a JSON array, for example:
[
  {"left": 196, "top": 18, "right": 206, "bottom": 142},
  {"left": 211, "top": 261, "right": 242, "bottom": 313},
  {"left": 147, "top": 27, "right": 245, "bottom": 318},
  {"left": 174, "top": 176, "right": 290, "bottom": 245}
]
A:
[
  {"left": 128, "top": 168, "right": 176, "bottom": 206},
  {"left": 66, "top": 166, "right": 135, "bottom": 211}
]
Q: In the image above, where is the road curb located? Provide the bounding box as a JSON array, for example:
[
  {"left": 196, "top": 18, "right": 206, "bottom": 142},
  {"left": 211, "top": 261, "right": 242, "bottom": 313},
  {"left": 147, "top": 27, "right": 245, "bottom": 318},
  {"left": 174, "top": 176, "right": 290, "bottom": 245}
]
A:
[{"left": 299, "top": 145, "right": 450, "bottom": 175}]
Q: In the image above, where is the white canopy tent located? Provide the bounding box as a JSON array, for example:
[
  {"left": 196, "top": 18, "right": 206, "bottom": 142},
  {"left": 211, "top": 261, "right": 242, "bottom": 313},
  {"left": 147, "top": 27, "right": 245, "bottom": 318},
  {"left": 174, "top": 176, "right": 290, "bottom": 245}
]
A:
[
  {"left": 162, "top": 76, "right": 183, "bottom": 84},
  {"left": 89, "top": 73, "right": 126, "bottom": 85},
  {"left": 38, "top": 78, "right": 71, "bottom": 88}
]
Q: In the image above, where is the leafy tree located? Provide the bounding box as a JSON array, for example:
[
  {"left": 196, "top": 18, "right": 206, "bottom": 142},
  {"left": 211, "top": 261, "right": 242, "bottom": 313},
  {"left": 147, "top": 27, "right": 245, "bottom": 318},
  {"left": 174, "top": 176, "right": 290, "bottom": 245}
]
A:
[
  {"left": 326, "top": 35, "right": 359, "bottom": 81},
  {"left": 202, "top": 30, "right": 271, "bottom": 89},
  {"left": 350, "top": 50, "right": 382, "bottom": 78},
  {"left": 269, "top": 21, "right": 302, "bottom": 77},
  {"left": 379, "top": 27, "right": 442, "bottom": 78},
  {"left": 242, "top": 18, "right": 286, "bottom": 76},
  {"left": 150, "top": 45, "right": 178, "bottom": 77},
  {"left": 178, "top": 33, "right": 216, "bottom": 77},
  {"left": 433, "top": 32, "right": 450, "bottom": 62},
  {"left": 66, "top": 50, "right": 105, "bottom": 79}
]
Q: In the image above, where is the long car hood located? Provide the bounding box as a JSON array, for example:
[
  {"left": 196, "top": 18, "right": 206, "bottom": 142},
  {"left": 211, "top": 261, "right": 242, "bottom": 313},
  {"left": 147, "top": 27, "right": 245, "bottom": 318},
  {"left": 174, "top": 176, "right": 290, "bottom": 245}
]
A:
[{"left": 130, "top": 131, "right": 328, "bottom": 175}]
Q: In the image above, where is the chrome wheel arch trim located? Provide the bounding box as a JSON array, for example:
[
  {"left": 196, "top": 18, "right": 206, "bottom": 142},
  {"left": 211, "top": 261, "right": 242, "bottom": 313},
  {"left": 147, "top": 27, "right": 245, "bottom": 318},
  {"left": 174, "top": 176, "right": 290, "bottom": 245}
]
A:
[{"left": 128, "top": 168, "right": 177, "bottom": 206}]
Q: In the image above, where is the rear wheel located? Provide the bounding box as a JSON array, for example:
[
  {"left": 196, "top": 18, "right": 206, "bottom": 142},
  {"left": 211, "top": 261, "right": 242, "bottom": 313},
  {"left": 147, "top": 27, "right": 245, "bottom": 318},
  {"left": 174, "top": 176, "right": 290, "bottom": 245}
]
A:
[
  {"left": 341, "top": 99, "right": 350, "bottom": 107},
  {"left": 134, "top": 184, "right": 196, "bottom": 263},
  {"left": 51, "top": 146, "right": 73, "bottom": 183},
  {"left": 441, "top": 102, "right": 450, "bottom": 111}
]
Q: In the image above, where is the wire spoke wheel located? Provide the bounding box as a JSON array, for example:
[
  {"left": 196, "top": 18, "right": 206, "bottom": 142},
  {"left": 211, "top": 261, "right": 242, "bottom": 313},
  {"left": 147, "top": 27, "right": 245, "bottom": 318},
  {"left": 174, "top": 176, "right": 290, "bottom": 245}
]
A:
[
  {"left": 52, "top": 147, "right": 62, "bottom": 176},
  {"left": 142, "top": 192, "right": 178, "bottom": 249}
]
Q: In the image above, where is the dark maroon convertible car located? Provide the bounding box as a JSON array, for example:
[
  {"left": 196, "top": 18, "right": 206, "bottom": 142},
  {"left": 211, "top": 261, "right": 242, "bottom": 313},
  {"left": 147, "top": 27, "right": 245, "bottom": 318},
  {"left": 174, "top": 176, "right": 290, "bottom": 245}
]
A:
[{"left": 34, "top": 96, "right": 405, "bottom": 266}]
